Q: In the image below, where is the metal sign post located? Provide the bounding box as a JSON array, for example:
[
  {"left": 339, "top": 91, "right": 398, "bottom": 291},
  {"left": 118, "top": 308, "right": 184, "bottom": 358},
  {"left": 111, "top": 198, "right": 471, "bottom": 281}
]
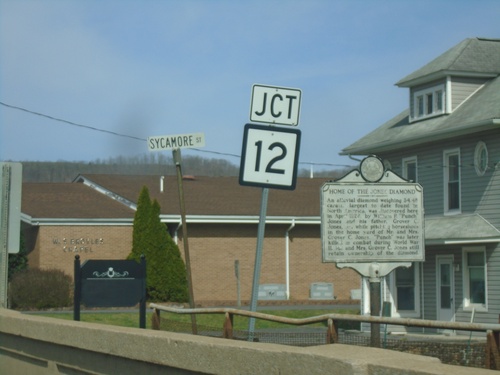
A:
[
  {"left": 321, "top": 155, "right": 425, "bottom": 347},
  {"left": 0, "top": 162, "right": 22, "bottom": 308},
  {"left": 247, "top": 187, "right": 269, "bottom": 340},
  {"left": 242, "top": 83, "right": 302, "bottom": 341}
]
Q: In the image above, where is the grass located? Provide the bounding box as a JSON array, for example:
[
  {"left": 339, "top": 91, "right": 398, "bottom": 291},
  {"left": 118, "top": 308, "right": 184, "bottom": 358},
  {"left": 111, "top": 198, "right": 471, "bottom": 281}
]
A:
[{"left": 39, "top": 308, "right": 360, "bottom": 331}]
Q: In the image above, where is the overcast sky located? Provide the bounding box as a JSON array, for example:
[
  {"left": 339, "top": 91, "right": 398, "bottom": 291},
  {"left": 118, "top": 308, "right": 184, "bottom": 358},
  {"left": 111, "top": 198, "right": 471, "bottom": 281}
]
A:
[{"left": 1, "top": 0, "right": 499, "bottom": 171}]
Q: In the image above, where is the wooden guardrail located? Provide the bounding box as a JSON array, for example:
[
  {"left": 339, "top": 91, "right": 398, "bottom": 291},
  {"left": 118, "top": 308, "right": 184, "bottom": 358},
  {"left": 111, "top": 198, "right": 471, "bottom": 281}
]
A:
[{"left": 150, "top": 303, "right": 500, "bottom": 370}]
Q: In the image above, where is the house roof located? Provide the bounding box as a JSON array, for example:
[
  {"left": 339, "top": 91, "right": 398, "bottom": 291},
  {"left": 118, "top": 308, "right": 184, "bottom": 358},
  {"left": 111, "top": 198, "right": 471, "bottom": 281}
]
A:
[
  {"left": 74, "top": 174, "right": 327, "bottom": 219},
  {"left": 425, "top": 214, "right": 500, "bottom": 245},
  {"left": 341, "top": 73, "right": 500, "bottom": 156},
  {"left": 21, "top": 183, "right": 135, "bottom": 224},
  {"left": 396, "top": 38, "right": 500, "bottom": 87}
]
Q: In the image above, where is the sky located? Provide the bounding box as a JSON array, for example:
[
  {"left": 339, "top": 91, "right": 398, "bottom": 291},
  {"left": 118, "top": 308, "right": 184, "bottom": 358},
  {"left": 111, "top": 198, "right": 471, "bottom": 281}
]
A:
[{"left": 1, "top": 0, "right": 499, "bottom": 172}]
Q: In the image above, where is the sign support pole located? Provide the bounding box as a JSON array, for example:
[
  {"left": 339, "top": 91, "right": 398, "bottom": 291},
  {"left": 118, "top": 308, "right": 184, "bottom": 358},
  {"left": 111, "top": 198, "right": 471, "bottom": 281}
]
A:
[
  {"left": 0, "top": 165, "right": 11, "bottom": 308},
  {"left": 173, "top": 148, "right": 197, "bottom": 334},
  {"left": 369, "top": 263, "right": 381, "bottom": 347},
  {"left": 248, "top": 187, "right": 269, "bottom": 341}
]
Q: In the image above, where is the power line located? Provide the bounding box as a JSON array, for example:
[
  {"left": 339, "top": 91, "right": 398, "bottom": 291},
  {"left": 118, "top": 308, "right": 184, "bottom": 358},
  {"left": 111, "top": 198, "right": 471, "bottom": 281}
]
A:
[
  {"left": 1, "top": 100, "right": 354, "bottom": 167},
  {"left": 0, "top": 101, "right": 146, "bottom": 142}
]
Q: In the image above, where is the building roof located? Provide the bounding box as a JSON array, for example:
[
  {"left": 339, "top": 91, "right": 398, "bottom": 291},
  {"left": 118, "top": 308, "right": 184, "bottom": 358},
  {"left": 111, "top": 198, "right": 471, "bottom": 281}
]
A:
[
  {"left": 396, "top": 38, "right": 500, "bottom": 87},
  {"left": 425, "top": 214, "right": 500, "bottom": 245},
  {"left": 341, "top": 75, "right": 500, "bottom": 155},
  {"left": 21, "top": 183, "right": 135, "bottom": 224},
  {"left": 75, "top": 174, "right": 327, "bottom": 219}
]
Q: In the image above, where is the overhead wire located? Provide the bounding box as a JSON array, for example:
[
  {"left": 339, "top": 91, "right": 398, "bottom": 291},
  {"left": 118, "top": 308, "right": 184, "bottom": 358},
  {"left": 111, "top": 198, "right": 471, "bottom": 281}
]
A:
[
  {"left": 0, "top": 100, "right": 354, "bottom": 168},
  {"left": 2, "top": 101, "right": 493, "bottom": 170}
]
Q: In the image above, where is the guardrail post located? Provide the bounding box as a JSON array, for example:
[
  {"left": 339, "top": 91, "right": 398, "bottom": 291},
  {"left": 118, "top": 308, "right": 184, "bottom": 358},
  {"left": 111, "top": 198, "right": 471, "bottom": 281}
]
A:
[
  {"left": 152, "top": 308, "right": 161, "bottom": 330},
  {"left": 223, "top": 312, "right": 233, "bottom": 339},
  {"left": 327, "top": 318, "right": 338, "bottom": 344}
]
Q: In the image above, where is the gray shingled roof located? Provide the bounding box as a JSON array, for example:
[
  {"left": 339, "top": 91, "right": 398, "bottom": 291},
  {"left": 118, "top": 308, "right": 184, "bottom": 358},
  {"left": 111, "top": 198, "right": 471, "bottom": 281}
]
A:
[
  {"left": 397, "top": 38, "right": 500, "bottom": 87},
  {"left": 425, "top": 214, "right": 500, "bottom": 244},
  {"left": 341, "top": 37, "right": 500, "bottom": 156},
  {"left": 341, "top": 75, "right": 500, "bottom": 155}
]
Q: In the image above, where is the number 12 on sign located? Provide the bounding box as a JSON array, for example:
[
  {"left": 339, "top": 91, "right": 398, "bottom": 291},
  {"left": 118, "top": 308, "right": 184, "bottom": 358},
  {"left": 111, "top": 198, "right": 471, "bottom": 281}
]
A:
[{"left": 239, "top": 124, "right": 301, "bottom": 190}]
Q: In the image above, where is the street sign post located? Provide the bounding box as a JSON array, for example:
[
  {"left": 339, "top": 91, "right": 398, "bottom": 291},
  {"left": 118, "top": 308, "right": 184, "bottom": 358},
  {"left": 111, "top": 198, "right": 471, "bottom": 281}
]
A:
[
  {"left": 239, "top": 124, "right": 301, "bottom": 190},
  {"left": 147, "top": 131, "right": 205, "bottom": 334},
  {"left": 250, "top": 84, "right": 301, "bottom": 126}
]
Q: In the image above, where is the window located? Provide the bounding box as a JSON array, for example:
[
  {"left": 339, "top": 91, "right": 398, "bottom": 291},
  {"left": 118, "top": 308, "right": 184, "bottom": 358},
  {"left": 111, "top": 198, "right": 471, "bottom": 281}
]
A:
[
  {"left": 395, "top": 264, "right": 415, "bottom": 310},
  {"left": 474, "top": 141, "right": 488, "bottom": 176},
  {"left": 402, "top": 157, "right": 417, "bottom": 182},
  {"left": 388, "top": 263, "right": 420, "bottom": 317},
  {"left": 463, "top": 247, "right": 487, "bottom": 310},
  {"left": 412, "top": 84, "right": 445, "bottom": 120},
  {"left": 444, "top": 149, "right": 461, "bottom": 213},
  {"left": 417, "top": 96, "right": 424, "bottom": 117}
]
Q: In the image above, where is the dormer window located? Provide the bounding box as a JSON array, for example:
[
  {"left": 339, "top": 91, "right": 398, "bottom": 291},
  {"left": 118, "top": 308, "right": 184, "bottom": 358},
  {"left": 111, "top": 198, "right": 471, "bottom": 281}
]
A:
[{"left": 412, "top": 84, "right": 445, "bottom": 121}]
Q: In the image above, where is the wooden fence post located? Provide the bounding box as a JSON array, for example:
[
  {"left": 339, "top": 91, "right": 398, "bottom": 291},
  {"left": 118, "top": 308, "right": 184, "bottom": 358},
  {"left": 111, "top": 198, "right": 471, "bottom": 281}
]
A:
[
  {"left": 152, "top": 308, "right": 161, "bottom": 330},
  {"left": 223, "top": 312, "right": 233, "bottom": 339}
]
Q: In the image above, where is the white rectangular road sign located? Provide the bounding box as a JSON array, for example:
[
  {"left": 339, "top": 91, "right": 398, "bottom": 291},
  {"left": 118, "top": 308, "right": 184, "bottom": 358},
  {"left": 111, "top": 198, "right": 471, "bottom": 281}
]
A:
[
  {"left": 239, "top": 124, "right": 301, "bottom": 190},
  {"left": 250, "top": 84, "right": 301, "bottom": 126},
  {"left": 321, "top": 182, "right": 425, "bottom": 263},
  {"left": 148, "top": 133, "right": 205, "bottom": 151}
]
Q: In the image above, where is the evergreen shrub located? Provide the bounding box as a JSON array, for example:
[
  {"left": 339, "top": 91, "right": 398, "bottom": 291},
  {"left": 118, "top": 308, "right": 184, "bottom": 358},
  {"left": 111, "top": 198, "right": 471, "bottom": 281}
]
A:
[
  {"left": 9, "top": 269, "right": 72, "bottom": 309},
  {"left": 128, "top": 186, "right": 189, "bottom": 303}
]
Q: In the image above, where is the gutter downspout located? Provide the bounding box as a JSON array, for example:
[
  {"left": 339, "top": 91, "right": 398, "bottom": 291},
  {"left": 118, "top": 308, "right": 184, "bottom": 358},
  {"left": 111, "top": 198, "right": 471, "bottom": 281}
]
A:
[
  {"left": 174, "top": 221, "right": 182, "bottom": 245},
  {"left": 285, "top": 219, "right": 295, "bottom": 299}
]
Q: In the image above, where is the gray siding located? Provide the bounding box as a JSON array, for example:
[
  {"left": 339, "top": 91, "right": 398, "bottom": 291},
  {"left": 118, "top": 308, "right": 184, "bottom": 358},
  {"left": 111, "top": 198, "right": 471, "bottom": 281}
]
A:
[
  {"left": 376, "top": 128, "right": 500, "bottom": 331},
  {"left": 451, "top": 77, "right": 489, "bottom": 110},
  {"left": 380, "top": 129, "right": 500, "bottom": 221}
]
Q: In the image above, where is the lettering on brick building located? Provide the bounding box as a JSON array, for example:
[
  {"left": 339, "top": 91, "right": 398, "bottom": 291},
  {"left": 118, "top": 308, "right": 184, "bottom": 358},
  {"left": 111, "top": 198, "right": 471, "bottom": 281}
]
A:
[{"left": 52, "top": 237, "right": 104, "bottom": 253}]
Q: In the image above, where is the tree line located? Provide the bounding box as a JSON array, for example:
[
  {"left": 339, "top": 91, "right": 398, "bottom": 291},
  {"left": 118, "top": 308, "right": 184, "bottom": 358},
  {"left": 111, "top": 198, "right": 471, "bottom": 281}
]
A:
[{"left": 16, "top": 153, "right": 351, "bottom": 182}]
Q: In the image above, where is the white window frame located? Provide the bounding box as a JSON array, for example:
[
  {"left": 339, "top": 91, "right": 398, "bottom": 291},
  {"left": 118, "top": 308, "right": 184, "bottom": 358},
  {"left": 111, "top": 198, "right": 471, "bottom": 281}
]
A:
[
  {"left": 412, "top": 84, "right": 445, "bottom": 120},
  {"left": 443, "top": 148, "right": 461, "bottom": 215},
  {"left": 402, "top": 156, "right": 418, "bottom": 182},
  {"left": 462, "top": 246, "right": 488, "bottom": 312},
  {"left": 474, "top": 141, "right": 489, "bottom": 176},
  {"left": 387, "top": 263, "right": 421, "bottom": 318}
]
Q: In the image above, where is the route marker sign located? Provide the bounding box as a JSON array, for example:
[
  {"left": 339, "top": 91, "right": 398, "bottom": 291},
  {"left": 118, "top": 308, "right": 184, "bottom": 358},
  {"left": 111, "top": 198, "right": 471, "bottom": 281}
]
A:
[
  {"left": 239, "top": 123, "right": 301, "bottom": 190},
  {"left": 250, "top": 84, "right": 301, "bottom": 126}
]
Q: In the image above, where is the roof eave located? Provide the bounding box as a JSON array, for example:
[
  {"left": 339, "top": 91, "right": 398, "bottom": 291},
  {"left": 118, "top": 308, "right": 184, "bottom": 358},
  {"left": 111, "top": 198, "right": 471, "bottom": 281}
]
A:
[
  {"left": 396, "top": 71, "right": 498, "bottom": 88},
  {"left": 22, "top": 215, "right": 134, "bottom": 226},
  {"left": 340, "top": 118, "right": 500, "bottom": 156},
  {"left": 426, "top": 237, "right": 500, "bottom": 246},
  {"left": 161, "top": 215, "right": 321, "bottom": 225}
]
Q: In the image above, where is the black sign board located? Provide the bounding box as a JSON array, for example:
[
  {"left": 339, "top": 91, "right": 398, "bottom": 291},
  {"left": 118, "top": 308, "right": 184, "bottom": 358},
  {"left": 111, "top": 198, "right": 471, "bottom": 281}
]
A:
[{"left": 74, "top": 255, "right": 146, "bottom": 328}]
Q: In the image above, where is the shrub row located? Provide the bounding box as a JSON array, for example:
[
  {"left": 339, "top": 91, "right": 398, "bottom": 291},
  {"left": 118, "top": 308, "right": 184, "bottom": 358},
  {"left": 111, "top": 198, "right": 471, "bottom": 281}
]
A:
[{"left": 9, "top": 268, "right": 72, "bottom": 310}]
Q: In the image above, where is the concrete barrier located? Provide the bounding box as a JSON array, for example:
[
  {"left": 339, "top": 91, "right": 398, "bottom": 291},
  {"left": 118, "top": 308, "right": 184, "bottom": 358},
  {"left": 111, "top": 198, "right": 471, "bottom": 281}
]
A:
[{"left": 0, "top": 308, "right": 491, "bottom": 374}]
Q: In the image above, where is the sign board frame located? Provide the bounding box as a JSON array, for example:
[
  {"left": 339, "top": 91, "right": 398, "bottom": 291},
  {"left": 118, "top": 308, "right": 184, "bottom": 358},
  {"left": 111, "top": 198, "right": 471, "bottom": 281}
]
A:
[
  {"left": 239, "top": 123, "right": 301, "bottom": 190},
  {"left": 250, "top": 84, "right": 301, "bottom": 126},
  {"left": 74, "top": 256, "right": 147, "bottom": 328},
  {"left": 321, "top": 169, "right": 425, "bottom": 264}
]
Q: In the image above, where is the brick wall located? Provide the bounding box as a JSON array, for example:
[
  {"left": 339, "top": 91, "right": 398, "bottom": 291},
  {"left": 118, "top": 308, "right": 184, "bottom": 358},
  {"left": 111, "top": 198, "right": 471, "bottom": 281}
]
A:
[
  {"left": 23, "top": 222, "right": 360, "bottom": 303},
  {"left": 26, "top": 225, "right": 133, "bottom": 276},
  {"left": 178, "top": 223, "right": 360, "bottom": 302}
]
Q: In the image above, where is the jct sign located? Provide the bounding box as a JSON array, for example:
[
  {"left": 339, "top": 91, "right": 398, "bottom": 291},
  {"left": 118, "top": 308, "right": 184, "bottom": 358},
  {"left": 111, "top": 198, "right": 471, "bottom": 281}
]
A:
[{"left": 250, "top": 84, "right": 301, "bottom": 126}]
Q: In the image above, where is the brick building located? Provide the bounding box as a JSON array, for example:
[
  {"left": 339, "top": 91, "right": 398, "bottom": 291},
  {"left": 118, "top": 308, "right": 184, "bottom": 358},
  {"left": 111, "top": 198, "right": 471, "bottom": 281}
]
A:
[{"left": 21, "top": 174, "right": 360, "bottom": 304}]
